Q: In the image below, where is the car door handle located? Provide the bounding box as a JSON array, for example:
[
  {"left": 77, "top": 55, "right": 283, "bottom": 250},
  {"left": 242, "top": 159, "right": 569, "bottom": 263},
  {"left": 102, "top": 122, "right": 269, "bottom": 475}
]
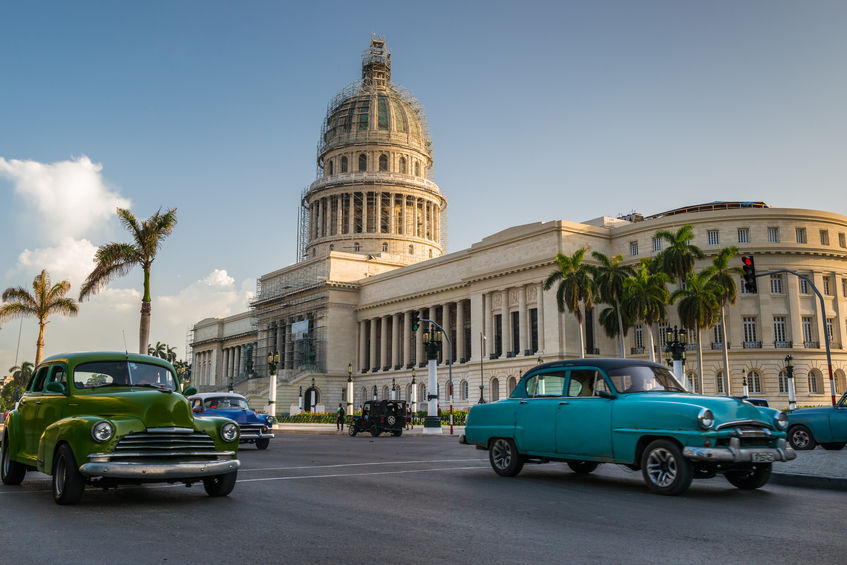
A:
[
  {"left": 35, "top": 401, "right": 42, "bottom": 405},
  {"left": 559, "top": 401, "right": 569, "bottom": 405},
  {"left": 519, "top": 400, "right": 528, "bottom": 404}
]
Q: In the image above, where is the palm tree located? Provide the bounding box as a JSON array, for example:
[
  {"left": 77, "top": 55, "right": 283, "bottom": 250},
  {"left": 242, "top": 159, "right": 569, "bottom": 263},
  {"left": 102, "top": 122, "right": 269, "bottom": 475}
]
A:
[
  {"left": 706, "top": 246, "right": 741, "bottom": 395},
  {"left": 9, "top": 361, "right": 34, "bottom": 388},
  {"left": 590, "top": 252, "right": 635, "bottom": 357},
  {"left": 79, "top": 207, "right": 178, "bottom": 354},
  {"left": 543, "top": 248, "right": 595, "bottom": 358},
  {"left": 0, "top": 270, "right": 79, "bottom": 365},
  {"left": 598, "top": 303, "right": 634, "bottom": 349},
  {"left": 148, "top": 341, "right": 167, "bottom": 359},
  {"left": 623, "top": 259, "right": 670, "bottom": 362},
  {"left": 166, "top": 345, "right": 177, "bottom": 363},
  {"left": 671, "top": 270, "right": 721, "bottom": 393},
  {"left": 655, "top": 224, "right": 704, "bottom": 286}
]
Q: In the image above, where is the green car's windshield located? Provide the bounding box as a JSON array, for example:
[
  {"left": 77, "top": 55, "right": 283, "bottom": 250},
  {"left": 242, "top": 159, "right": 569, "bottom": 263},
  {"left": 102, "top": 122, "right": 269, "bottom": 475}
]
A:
[
  {"left": 606, "top": 365, "right": 687, "bottom": 394},
  {"left": 73, "top": 361, "right": 177, "bottom": 391}
]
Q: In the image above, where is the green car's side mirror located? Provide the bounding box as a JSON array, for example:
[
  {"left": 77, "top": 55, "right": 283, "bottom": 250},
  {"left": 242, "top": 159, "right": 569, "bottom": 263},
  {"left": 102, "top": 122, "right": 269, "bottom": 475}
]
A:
[
  {"left": 182, "top": 386, "right": 197, "bottom": 397},
  {"left": 45, "top": 382, "right": 66, "bottom": 394}
]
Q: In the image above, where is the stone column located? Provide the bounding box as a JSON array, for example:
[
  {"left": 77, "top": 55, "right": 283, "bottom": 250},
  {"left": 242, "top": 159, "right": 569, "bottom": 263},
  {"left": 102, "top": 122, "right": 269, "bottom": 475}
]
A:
[
  {"left": 348, "top": 193, "right": 355, "bottom": 234},
  {"left": 537, "top": 283, "right": 546, "bottom": 353},
  {"left": 457, "top": 300, "right": 466, "bottom": 361},
  {"left": 416, "top": 311, "right": 424, "bottom": 365},
  {"left": 403, "top": 311, "right": 411, "bottom": 367},
  {"left": 501, "top": 289, "right": 510, "bottom": 356},
  {"left": 519, "top": 285, "right": 528, "bottom": 355},
  {"left": 392, "top": 313, "right": 400, "bottom": 368},
  {"left": 369, "top": 318, "right": 378, "bottom": 371},
  {"left": 358, "top": 321, "right": 368, "bottom": 372},
  {"left": 388, "top": 193, "right": 395, "bottom": 235},
  {"left": 380, "top": 315, "right": 389, "bottom": 370},
  {"left": 375, "top": 191, "right": 382, "bottom": 234},
  {"left": 485, "top": 293, "right": 493, "bottom": 357}
]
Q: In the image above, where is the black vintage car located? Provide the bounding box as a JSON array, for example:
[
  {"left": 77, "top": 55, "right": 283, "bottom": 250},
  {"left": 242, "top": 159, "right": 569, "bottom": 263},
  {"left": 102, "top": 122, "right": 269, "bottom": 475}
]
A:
[{"left": 348, "top": 400, "right": 408, "bottom": 437}]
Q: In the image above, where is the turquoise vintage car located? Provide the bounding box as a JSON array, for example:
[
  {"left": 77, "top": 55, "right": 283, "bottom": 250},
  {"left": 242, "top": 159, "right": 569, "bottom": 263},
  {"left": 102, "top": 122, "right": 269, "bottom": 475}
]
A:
[
  {"left": 1, "top": 352, "right": 240, "bottom": 504},
  {"left": 461, "top": 359, "right": 795, "bottom": 495},
  {"left": 786, "top": 392, "right": 847, "bottom": 450}
]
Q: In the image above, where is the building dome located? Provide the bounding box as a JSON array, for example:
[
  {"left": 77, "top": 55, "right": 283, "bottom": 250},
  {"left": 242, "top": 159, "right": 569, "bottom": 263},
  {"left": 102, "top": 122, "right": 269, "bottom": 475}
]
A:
[{"left": 300, "top": 37, "right": 446, "bottom": 265}]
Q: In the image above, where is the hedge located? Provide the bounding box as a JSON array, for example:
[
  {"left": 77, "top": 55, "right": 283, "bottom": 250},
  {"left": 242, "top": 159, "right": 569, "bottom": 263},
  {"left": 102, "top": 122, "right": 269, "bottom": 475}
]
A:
[{"left": 277, "top": 409, "right": 468, "bottom": 426}]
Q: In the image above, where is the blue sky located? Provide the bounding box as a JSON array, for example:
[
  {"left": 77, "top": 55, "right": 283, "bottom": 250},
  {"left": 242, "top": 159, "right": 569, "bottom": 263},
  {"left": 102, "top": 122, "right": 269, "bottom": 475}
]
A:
[{"left": 1, "top": 1, "right": 845, "bottom": 371}]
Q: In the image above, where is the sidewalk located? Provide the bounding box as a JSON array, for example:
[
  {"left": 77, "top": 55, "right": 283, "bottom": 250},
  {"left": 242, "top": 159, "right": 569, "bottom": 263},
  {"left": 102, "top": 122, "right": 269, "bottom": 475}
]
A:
[{"left": 272, "top": 423, "right": 847, "bottom": 491}]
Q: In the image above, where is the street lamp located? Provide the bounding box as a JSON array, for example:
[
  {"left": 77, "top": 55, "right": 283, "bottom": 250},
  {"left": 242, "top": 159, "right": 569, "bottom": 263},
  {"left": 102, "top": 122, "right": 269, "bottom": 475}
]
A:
[
  {"left": 310, "top": 376, "right": 315, "bottom": 413},
  {"left": 537, "top": 356, "right": 543, "bottom": 365},
  {"left": 391, "top": 377, "right": 396, "bottom": 400},
  {"left": 411, "top": 367, "right": 417, "bottom": 415},
  {"left": 266, "top": 350, "right": 279, "bottom": 375},
  {"left": 742, "top": 369, "right": 749, "bottom": 397},
  {"left": 479, "top": 333, "right": 486, "bottom": 404},
  {"left": 346, "top": 362, "right": 353, "bottom": 416},
  {"left": 785, "top": 355, "right": 796, "bottom": 410},
  {"left": 664, "top": 325, "right": 687, "bottom": 386}
]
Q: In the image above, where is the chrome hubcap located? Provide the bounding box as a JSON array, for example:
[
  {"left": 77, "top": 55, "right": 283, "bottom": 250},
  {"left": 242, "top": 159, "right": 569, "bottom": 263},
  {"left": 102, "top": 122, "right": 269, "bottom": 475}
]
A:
[
  {"left": 646, "top": 447, "right": 678, "bottom": 487},
  {"left": 792, "top": 430, "right": 810, "bottom": 448},
  {"left": 492, "top": 440, "right": 512, "bottom": 470},
  {"left": 55, "top": 457, "right": 65, "bottom": 496}
]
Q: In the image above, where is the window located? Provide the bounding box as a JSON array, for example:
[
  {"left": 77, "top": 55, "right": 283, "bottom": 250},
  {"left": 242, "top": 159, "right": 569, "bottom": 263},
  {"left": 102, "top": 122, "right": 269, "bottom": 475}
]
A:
[
  {"left": 379, "top": 154, "right": 388, "bottom": 171},
  {"left": 770, "top": 274, "right": 783, "bottom": 294},
  {"left": 823, "top": 276, "right": 832, "bottom": 295},
  {"left": 357, "top": 99, "right": 369, "bottom": 131},
  {"left": 358, "top": 153, "right": 367, "bottom": 171},
  {"left": 808, "top": 371, "right": 821, "bottom": 394},
  {"left": 530, "top": 308, "right": 539, "bottom": 353},
  {"left": 737, "top": 228, "right": 750, "bottom": 244},
  {"left": 802, "top": 316, "right": 814, "bottom": 344},
  {"left": 408, "top": 245, "right": 414, "bottom": 254},
  {"left": 377, "top": 95, "right": 389, "bottom": 131},
  {"left": 461, "top": 380, "right": 468, "bottom": 400},
  {"left": 490, "top": 378, "right": 500, "bottom": 401},
  {"left": 740, "top": 276, "right": 751, "bottom": 294},
  {"left": 341, "top": 156, "right": 348, "bottom": 173},
  {"left": 526, "top": 371, "right": 566, "bottom": 397},
  {"left": 567, "top": 369, "right": 603, "bottom": 397},
  {"left": 707, "top": 230, "right": 720, "bottom": 245},
  {"left": 768, "top": 227, "right": 779, "bottom": 243},
  {"left": 630, "top": 241, "right": 639, "bottom": 256},
  {"left": 840, "top": 233, "right": 846, "bottom": 248},
  {"left": 820, "top": 229, "right": 830, "bottom": 245},
  {"left": 328, "top": 160, "right": 333, "bottom": 175},
  {"left": 796, "top": 227, "right": 807, "bottom": 244},
  {"left": 652, "top": 237, "right": 661, "bottom": 252},
  {"left": 778, "top": 370, "right": 789, "bottom": 394},
  {"left": 842, "top": 279, "right": 847, "bottom": 298},
  {"left": 634, "top": 325, "right": 644, "bottom": 349},
  {"left": 827, "top": 318, "right": 835, "bottom": 344},
  {"left": 743, "top": 317, "right": 757, "bottom": 344},
  {"left": 712, "top": 323, "right": 723, "bottom": 345},
  {"left": 686, "top": 372, "right": 699, "bottom": 393},
  {"left": 773, "top": 316, "right": 786, "bottom": 344},
  {"left": 354, "top": 242, "right": 360, "bottom": 252},
  {"left": 414, "top": 161, "right": 420, "bottom": 176},
  {"left": 799, "top": 278, "right": 810, "bottom": 294},
  {"left": 747, "top": 371, "right": 761, "bottom": 394},
  {"left": 382, "top": 242, "right": 388, "bottom": 252},
  {"left": 399, "top": 156, "right": 406, "bottom": 174},
  {"left": 716, "top": 371, "right": 726, "bottom": 394}
]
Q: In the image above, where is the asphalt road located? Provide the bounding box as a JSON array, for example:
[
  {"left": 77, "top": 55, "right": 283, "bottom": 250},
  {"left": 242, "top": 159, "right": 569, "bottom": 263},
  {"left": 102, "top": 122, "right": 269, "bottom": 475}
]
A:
[{"left": 1, "top": 433, "right": 845, "bottom": 564}]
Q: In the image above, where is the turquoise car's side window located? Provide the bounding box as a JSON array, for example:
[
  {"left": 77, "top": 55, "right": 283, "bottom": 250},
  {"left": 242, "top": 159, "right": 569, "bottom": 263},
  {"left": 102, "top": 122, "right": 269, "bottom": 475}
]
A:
[
  {"left": 526, "top": 371, "right": 566, "bottom": 398},
  {"left": 567, "top": 369, "right": 604, "bottom": 397}
]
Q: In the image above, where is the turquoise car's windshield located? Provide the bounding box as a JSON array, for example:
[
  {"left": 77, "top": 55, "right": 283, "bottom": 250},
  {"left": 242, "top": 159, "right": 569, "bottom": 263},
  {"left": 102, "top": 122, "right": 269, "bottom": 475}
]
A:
[
  {"left": 606, "top": 365, "right": 686, "bottom": 393},
  {"left": 73, "top": 361, "right": 177, "bottom": 391}
]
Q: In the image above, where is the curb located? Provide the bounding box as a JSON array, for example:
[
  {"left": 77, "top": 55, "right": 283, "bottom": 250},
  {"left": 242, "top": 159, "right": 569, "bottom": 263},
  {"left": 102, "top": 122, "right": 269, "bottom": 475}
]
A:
[{"left": 770, "top": 472, "right": 847, "bottom": 492}]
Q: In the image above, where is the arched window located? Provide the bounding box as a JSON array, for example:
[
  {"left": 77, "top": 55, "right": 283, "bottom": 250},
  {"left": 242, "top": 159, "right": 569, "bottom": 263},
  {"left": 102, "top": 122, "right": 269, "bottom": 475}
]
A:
[
  {"left": 382, "top": 385, "right": 389, "bottom": 399},
  {"left": 420, "top": 384, "right": 426, "bottom": 402},
  {"left": 746, "top": 371, "right": 761, "bottom": 394},
  {"left": 508, "top": 377, "right": 517, "bottom": 396},
  {"left": 361, "top": 387, "right": 367, "bottom": 405},
  {"left": 414, "top": 161, "right": 421, "bottom": 176},
  {"left": 354, "top": 242, "right": 360, "bottom": 252},
  {"left": 358, "top": 154, "right": 367, "bottom": 172},
  {"left": 808, "top": 370, "right": 822, "bottom": 394},
  {"left": 461, "top": 380, "right": 468, "bottom": 400},
  {"left": 835, "top": 369, "right": 846, "bottom": 394},
  {"left": 328, "top": 160, "right": 334, "bottom": 175},
  {"left": 715, "top": 370, "right": 726, "bottom": 394},
  {"left": 429, "top": 249, "right": 433, "bottom": 258},
  {"left": 686, "top": 372, "right": 699, "bottom": 393},
  {"left": 329, "top": 244, "right": 334, "bottom": 251},
  {"left": 778, "top": 370, "right": 789, "bottom": 394},
  {"left": 341, "top": 156, "right": 348, "bottom": 173},
  {"left": 408, "top": 245, "right": 414, "bottom": 254},
  {"left": 490, "top": 378, "right": 500, "bottom": 402},
  {"left": 382, "top": 242, "right": 388, "bottom": 252},
  {"left": 399, "top": 157, "right": 407, "bottom": 174},
  {"left": 379, "top": 154, "right": 388, "bottom": 171}
]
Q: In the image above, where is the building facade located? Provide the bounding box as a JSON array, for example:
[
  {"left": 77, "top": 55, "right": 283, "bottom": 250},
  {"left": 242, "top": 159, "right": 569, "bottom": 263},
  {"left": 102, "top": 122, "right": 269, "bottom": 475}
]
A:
[{"left": 191, "top": 39, "right": 847, "bottom": 413}]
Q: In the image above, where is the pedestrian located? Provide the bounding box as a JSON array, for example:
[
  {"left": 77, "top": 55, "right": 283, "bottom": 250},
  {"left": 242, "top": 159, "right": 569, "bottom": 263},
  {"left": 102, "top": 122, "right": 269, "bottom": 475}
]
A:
[{"left": 336, "top": 403, "right": 345, "bottom": 431}]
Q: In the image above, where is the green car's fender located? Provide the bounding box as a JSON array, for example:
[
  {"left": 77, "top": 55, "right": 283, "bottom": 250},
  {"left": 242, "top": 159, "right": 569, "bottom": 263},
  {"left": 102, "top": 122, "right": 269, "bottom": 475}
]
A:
[
  {"left": 38, "top": 416, "right": 146, "bottom": 474},
  {"left": 2, "top": 410, "right": 32, "bottom": 467}
]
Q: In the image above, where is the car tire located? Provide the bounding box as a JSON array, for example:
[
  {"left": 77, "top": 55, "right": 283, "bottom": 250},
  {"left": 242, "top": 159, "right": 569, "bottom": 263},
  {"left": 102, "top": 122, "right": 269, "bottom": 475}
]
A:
[
  {"left": 255, "top": 438, "right": 270, "bottom": 450},
  {"left": 53, "top": 444, "right": 85, "bottom": 505},
  {"left": 724, "top": 464, "right": 772, "bottom": 490},
  {"left": 567, "top": 460, "right": 600, "bottom": 474},
  {"left": 386, "top": 414, "right": 397, "bottom": 426},
  {"left": 821, "top": 442, "right": 846, "bottom": 451},
  {"left": 489, "top": 438, "right": 524, "bottom": 477},
  {"left": 203, "top": 470, "right": 238, "bottom": 497},
  {"left": 641, "top": 439, "right": 693, "bottom": 496},
  {"left": 370, "top": 425, "right": 380, "bottom": 437},
  {"left": 392, "top": 430, "right": 402, "bottom": 437},
  {"left": 1, "top": 433, "right": 26, "bottom": 486},
  {"left": 788, "top": 425, "right": 817, "bottom": 450},
  {"left": 348, "top": 425, "right": 358, "bottom": 437}
]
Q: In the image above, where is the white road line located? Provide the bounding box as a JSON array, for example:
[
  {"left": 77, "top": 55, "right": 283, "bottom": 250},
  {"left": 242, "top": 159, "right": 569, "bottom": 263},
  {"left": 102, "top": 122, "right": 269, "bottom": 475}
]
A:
[
  {"left": 242, "top": 458, "right": 487, "bottom": 472},
  {"left": 237, "top": 466, "right": 488, "bottom": 483}
]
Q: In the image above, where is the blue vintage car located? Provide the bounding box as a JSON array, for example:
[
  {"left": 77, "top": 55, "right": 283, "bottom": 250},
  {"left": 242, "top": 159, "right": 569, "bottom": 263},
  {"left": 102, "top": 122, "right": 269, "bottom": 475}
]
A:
[
  {"left": 461, "top": 359, "right": 795, "bottom": 495},
  {"left": 786, "top": 392, "right": 847, "bottom": 451},
  {"left": 189, "top": 393, "right": 275, "bottom": 450}
]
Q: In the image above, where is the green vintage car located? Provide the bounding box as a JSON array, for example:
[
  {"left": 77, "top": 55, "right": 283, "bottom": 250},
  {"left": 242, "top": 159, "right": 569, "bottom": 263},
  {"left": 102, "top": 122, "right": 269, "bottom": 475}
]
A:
[
  {"left": 0, "top": 352, "right": 240, "bottom": 504},
  {"left": 461, "top": 359, "right": 796, "bottom": 495}
]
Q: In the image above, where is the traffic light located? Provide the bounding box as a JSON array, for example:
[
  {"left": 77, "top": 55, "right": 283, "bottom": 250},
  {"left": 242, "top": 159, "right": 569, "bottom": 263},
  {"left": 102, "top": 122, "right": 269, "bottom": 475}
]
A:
[
  {"left": 741, "top": 255, "right": 757, "bottom": 293},
  {"left": 411, "top": 310, "right": 420, "bottom": 331}
]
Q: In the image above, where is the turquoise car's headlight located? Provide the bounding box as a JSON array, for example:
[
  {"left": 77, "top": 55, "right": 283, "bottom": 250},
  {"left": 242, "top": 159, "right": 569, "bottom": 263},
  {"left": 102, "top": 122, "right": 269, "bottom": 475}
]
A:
[
  {"left": 220, "top": 422, "right": 239, "bottom": 442},
  {"left": 697, "top": 408, "right": 715, "bottom": 430},
  {"left": 774, "top": 411, "right": 788, "bottom": 430},
  {"left": 91, "top": 420, "right": 114, "bottom": 443}
]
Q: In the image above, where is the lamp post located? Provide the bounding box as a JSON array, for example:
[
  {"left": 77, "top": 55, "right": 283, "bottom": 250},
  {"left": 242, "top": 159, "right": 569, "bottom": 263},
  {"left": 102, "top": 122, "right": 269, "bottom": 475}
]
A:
[
  {"left": 785, "top": 355, "right": 796, "bottom": 410},
  {"left": 346, "top": 362, "right": 353, "bottom": 416},
  {"left": 391, "top": 377, "right": 396, "bottom": 401},
  {"left": 479, "top": 333, "right": 486, "bottom": 404},
  {"left": 266, "top": 350, "right": 279, "bottom": 418},
  {"left": 664, "top": 325, "right": 687, "bottom": 386},
  {"left": 422, "top": 325, "right": 444, "bottom": 434},
  {"left": 310, "top": 376, "right": 315, "bottom": 413},
  {"left": 298, "top": 385, "right": 303, "bottom": 413},
  {"left": 410, "top": 367, "right": 417, "bottom": 425},
  {"left": 742, "top": 370, "right": 749, "bottom": 398},
  {"left": 537, "top": 356, "right": 543, "bottom": 365}
]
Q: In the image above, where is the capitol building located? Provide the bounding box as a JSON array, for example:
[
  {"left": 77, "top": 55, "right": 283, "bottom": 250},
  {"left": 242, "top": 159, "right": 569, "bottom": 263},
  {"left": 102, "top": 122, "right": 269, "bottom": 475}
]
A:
[{"left": 190, "top": 38, "right": 847, "bottom": 413}]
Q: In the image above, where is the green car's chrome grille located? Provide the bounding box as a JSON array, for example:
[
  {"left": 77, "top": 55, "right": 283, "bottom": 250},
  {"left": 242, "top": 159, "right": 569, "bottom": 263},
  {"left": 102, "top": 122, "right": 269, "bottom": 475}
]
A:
[{"left": 89, "top": 428, "right": 232, "bottom": 464}]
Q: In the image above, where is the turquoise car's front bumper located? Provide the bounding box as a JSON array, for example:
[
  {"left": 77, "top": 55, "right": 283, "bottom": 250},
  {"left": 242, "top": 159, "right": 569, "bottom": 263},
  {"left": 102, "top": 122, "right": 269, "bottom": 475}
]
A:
[{"left": 684, "top": 438, "right": 796, "bottom": 463}]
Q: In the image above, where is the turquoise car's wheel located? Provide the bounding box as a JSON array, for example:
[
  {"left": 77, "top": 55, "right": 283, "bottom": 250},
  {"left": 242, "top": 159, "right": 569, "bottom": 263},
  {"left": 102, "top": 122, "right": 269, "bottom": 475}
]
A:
[
  {"left": 1, "top": 433, "right": 26, "bottom": 485},
  {"left": 53, "top": 444, "right": 85, "bottom": 505},
  {"left": 203, "top": 470, "right": 238, "bottom": 497},
  {"left": 567, "top": 460, "right": 599, "bottom": 474},
  {"left": 489, "top": 438, "right": 524, "bottom": 477},
  {"left": 641, "top": 439, "right": 693, "bottom": 495},
  {"left": 788, "top": 425, "right": 816, "bottom": 450},
  {"left": 725, "top": 464, "right": 772, "bottom": 490},
  {"left": 255, "top": 438, "right": 270, "bottom": 450}
]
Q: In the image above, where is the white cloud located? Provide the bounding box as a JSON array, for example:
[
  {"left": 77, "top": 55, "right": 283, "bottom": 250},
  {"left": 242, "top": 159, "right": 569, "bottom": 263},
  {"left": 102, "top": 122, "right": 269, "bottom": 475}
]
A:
[
  {"left": 202, "top": 269, "right": 235, "bottom": 287},
  {"left": 13, "top": 237, "right": 98, "bottom": 289},
  {"left": 0, "top": 155, "right": 131, "bottom": 245}
]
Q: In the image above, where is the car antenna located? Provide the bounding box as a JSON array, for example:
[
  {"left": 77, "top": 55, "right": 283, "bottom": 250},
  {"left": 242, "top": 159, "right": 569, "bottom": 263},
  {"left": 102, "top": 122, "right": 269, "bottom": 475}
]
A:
[{"left": 122, "top": 330, "right": 129, "bottom": 358}]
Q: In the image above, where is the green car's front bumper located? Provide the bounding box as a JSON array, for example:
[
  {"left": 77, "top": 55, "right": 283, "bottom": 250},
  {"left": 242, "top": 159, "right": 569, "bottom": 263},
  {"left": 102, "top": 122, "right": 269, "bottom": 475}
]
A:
[{"left": 80, "top": 458, "right": 239, "bottom": 479}]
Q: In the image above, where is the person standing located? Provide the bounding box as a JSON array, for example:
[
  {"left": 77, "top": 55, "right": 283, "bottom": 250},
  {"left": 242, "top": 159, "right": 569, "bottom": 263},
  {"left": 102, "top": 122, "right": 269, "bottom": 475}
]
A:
[{"left": 336, "top": 403, "right": 345, "bottom": 431}]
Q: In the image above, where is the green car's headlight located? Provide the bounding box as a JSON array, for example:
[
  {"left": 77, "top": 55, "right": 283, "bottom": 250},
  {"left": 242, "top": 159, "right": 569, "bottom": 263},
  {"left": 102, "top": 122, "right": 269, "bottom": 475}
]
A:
[
  {"left": 91, "top": 420, "right": 114, "bottom": 443},
  {"left": 220, "top": 422, "right": 239, "bottom": 442},
  {"left": 697, "top": 408, "right": 715, "bottom": 430},
  {"left": 774, "top": 411, "right": 788, "bottom": 430}
]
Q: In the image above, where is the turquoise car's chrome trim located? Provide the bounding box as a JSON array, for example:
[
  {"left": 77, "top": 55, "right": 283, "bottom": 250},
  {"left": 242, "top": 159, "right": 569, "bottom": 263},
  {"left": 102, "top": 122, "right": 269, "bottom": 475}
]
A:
[
  {"left": 80, "top": 459, "right": 240, "bottom": 479},
  {"left": 684, "top": 438, "right": 796, "bottom": 463}
]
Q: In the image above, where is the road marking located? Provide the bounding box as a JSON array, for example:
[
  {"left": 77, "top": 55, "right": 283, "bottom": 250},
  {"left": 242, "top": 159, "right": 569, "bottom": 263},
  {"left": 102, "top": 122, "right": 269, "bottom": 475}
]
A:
[
  {"left": 241, "top": 458, "right": 487, "bottom": 473},
  {"left": 237, "top": 465, "right": 488, "bottom": 483}
]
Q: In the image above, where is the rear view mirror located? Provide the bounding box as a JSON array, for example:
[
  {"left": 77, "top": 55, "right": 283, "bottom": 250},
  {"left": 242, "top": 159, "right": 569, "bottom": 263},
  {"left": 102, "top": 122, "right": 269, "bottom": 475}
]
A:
[
  {"left": 183, "top": 386, "right": 197, "bottom": 397},
  {"left": 45, "top": 382, "right": 66, "bottom": 394},
  {"left": 597, "top": 390, "right": 616, "bottom": 400}
]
